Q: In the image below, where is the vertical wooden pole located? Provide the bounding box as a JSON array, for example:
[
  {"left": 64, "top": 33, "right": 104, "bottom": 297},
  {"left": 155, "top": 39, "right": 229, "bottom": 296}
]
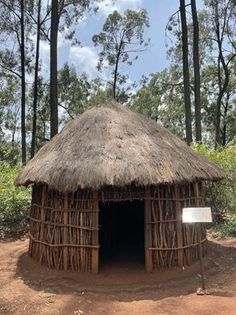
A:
[
  {"left": 194, "top": 181, "right": 201, "bottom": 243},
  {"left": 145, "top": 186, "right": 153, "bottom": 272},
  {"left": 39, "top": 185, "right": 46, "bottom": 263},
  {"left": 194, "top": 182, "right": 206, "bottom": 290},
  {"left": 194, "top": 182, "right": 203, "bottom": 243},
  {"left": 175, "top": 186, "right": 184, "bottom": 267},
  {"left": 194, "top": 182, "right": 200, "bottom": 207},
  {"left": 63, "top": 192, "right": 69, "bottom": 271},
  {"left": 197, "top": 223, "right": 206, "bottom": 290},
  {"left": 92, "top": 190, "right": 99, "bottom": 274}
]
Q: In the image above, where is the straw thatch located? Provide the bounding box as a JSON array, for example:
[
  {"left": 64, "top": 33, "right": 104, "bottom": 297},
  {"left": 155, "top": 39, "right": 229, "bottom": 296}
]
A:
[{"left": 15, "top": 101, "right": 224, "bottom": 192}]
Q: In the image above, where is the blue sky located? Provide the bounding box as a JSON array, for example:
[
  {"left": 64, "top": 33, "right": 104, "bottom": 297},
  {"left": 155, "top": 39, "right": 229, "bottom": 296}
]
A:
[{"left": 40, "top": 0, "right": 204, "bottom": 83}]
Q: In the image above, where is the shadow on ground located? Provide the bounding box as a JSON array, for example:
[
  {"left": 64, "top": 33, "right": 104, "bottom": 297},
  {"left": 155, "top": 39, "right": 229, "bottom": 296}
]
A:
[{"left": 14, "top": 240, "right": 236, "bottom": 302}]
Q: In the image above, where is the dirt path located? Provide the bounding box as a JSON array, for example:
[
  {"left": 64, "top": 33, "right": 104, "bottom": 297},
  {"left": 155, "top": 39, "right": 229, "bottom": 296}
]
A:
[{"left": 0, "top": 237, "right": 236, "bottom": 314}]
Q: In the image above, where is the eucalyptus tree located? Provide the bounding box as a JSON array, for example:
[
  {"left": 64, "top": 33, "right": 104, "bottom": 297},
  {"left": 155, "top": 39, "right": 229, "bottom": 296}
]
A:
[
  {"left": 0, "top": 74, "right": 21, "bottom": 164},
  {"left": 0, "top": 0, "right": 34, "bottom": 164},
  {"left": 31, "top": 0, "right": 44, "bottom": 158},
  {"left": 191, "top": 0, "right": 202, "bottom": 143},
  {"left": 131, "top": 68, "right": 186, "bottom": 139},
  {"left": 58, "top": 64, "right": 90, "bottom": 120},
  {"left": 202, "top": 0, "right": 236, "bottom": 147},
  {"left": 179, "top": 0, "right": 193, "bottom": 144},
  {"left": 166, "top": 0, "right": 236, "bottom": 147},
  {"left": 92, "top": 9, "right": 150, "bottom": 101},
  {"left": 49, "top": 0, "right": 93, "bottom": 138}
]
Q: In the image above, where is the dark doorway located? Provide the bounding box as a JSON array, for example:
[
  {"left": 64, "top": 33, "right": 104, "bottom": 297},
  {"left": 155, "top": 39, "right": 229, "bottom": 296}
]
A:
[{"left": 99, "top": 200, "right": 145, "bottom": 268}]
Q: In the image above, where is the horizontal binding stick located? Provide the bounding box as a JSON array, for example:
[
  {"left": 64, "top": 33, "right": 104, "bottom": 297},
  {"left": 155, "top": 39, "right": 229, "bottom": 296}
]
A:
[
  {"left": 149, "top": 238, "right": 207, "bottom": 250},
  {"left": 31, "top": 203, "right": 99, "bottom": 213},
  {"left": 147, "top": 219, "right": 177, "bottom": 224},
  {"left": 28, "top": 216, "right": 99, "bottom": 230},
  {"left": 29, "top": 233, "right": 100, "bottom": 248}
]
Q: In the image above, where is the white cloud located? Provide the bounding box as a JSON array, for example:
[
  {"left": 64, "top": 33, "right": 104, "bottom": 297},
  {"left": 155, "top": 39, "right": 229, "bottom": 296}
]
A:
[
  {"left": 39, "top": 40, "right": 50, "bottom": 77},
  {"left": 58, "top": 31, "right": 72, "bottom": 48},
  {"left": 39, "top": 31, "right": 71, "bottom": 77},
  {"left": 96, "top": 0, "right": 142, "bottom": 16},
  {"left": 69, "top": 46, "right": 99, "bottom": 78}
]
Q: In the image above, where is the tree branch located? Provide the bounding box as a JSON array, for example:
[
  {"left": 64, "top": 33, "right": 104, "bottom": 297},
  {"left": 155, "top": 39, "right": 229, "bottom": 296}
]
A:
[
  {"left": 58, "top": 103, "right": 74, "bottom": 119},
  {"left": 0, "top": 63, "right": 21, "bottom": 79}
]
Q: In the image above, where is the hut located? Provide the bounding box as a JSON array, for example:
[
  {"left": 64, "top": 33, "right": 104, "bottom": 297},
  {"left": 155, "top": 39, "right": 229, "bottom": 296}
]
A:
[{"left": 15, "top": 101, "right": 224, "bottom": 273}]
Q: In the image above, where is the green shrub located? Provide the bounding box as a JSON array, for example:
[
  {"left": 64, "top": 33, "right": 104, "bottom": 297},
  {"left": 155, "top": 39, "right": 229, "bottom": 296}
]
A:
[
  {"left": 192, "top": 144, "right": 236, "bottom": 236},
  {"left": 210, "top": 214, "right": 236, "bottom": 237},
  {"left": 0, "top": 162, "right": 30, "bottom": 238}
]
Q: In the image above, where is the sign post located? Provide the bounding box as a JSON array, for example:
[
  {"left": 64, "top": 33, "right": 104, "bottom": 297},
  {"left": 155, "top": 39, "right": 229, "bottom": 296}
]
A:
[{"left": 182, "top": 207, "right": 212, "bottom": 293}]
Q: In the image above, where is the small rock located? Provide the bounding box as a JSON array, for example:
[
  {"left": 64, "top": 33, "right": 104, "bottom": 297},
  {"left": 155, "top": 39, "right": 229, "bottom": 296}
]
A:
[{"left": 196, "top": 288, "right": 207, "bottom": 295}]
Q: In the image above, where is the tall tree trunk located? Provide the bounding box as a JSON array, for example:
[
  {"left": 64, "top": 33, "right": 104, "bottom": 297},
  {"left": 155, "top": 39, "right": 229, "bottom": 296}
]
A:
[
  {"left": 214, "top": 2, "right": 230, "bottom": 148},
  {"left": 113, "top": 57, "right": 119, "bottom": 100},
  {"left": 113, "top": 38, "right": 124, "bottom": 101},
  {"left": 20, "top": 0, "right": 26, "bottom": 164},
  {"left": 222, "top": 92, "right": 230, "bottom": 146},
  {"left": 191, "top": 0, "right": 202, "bottom": 143},
  {"left": 31, "top": 0, "right": 42, "bottom": 158},
  {"left": 50, "top": 0, "right": 59, "bottom": 138},
  {"left": 180, "top": 0, "right": 193, "bottom": 145}
]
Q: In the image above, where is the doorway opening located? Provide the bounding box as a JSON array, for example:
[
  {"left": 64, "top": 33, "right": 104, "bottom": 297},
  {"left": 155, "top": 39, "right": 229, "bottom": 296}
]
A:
[{"left": 99, "top": 200, "right": 145, "bottom": 268}]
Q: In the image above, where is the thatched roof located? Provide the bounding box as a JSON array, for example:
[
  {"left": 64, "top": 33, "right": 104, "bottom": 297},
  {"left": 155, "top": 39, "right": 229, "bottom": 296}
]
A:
[{"left": 15, "top": 101, "right": 224, "bottom": 192}]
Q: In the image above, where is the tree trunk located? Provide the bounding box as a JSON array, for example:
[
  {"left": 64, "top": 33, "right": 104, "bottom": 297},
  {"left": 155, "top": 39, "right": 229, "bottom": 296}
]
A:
[
  {"left": 20, "top": 0, "right": 26, "bottom": 164},
  {"left": 222, "top": 92, "right": 230, "bottom": 146},
  {"left": 31, "top": 0, "right": 42, "bottom": 158},
  {"left": 50, "top": 0, "right": 59, "bottom": 138},
  {"left": 113, "top": 39, "right": 123, "bottom": 101},
  {"left": 214, "top": 2, "right": 230, "bottom": 148},
  {"left": 180, "top": 0, "right": 193, "bottom": 145},
  {"left": 191, "top": 0, "right": 202, "bottom": 143},
  {"left": 113, "top": 57, "right": 118, "bottom": 100}
]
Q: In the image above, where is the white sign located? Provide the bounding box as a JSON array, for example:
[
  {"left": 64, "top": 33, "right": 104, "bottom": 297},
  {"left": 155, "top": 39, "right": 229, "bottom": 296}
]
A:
[{"left": 182, "top": 207, "right": 212, "bottom": 223}]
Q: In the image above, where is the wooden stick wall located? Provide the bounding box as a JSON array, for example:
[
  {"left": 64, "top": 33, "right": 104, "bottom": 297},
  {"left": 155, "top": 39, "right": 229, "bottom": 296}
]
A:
[
  {"left": 149, "top": 183, "right": 206, "bottom": 270},
  {"left": 29, "top": 184, "right": 99, "bottom": 272},
  {"left": 28, "top": 182, "right": 206, "bottom": 272}
]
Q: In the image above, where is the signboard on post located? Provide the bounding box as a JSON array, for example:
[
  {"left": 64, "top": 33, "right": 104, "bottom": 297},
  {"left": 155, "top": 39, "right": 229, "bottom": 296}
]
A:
[
  {"left": 182, "top": 207, "right": 212, "bottom": 223},
  {"left": 182, "top": 207, "right": 212, "bottom": 294}
]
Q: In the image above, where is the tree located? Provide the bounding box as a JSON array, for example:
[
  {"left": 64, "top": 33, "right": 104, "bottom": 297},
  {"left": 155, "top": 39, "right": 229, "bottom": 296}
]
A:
[
  {"left": 131, "top": 68, "right": 186, "bottom": 138},
  {"left": 0, "top": 75, "right": 21, "bottom": 145},
  {"left": 191, "top": 0, "right": 202, "bottom": 142},
  {"left": 50, "top": 0, "right": 59, "bottom": 138},
  {"left": 202, "top": 0, "right": 236, "bottom": 147},
  {"left": 0, "top": 0, "right": 34, "bottom": 164},
  {"left": 49, "top": 0, "right": 91, "bottom": 138},
  {"left": 31, "top": 0, "right": 43, "bottom": 158},
  {"left": 213, "top": 0, "right": 236, "bottom": 147},
  {"left": 166, "top": 0, "right": 236, "bottom": 147},
  {"left": 92, "top": 9, "right": 149, "bottom": 101},
  {"left": 58, "top": 64, "right": 90, "bottom": 119},
  {"left": 19, "top": 0, "right": 26, "bottom": 164},
  {"left": 179, "top": 0, "right": 193, "bottom": 144}
]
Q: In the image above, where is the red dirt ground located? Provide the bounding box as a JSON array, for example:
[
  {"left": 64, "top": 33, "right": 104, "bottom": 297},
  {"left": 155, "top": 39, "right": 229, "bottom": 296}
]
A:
[{"left": 0, "top": 236, "right": 236, "bottom": 315}]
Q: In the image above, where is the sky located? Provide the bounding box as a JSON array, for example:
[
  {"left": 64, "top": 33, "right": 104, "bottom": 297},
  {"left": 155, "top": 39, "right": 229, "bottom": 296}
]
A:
[{"left": 40, "top": 0, "right": 204, "bottom": 83}]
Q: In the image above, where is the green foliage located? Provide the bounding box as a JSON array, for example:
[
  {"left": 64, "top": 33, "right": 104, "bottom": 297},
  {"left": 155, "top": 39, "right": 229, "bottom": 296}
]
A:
[
  {"left": 92, "top": 9, "right": 150, "bottom": 100},
  {"left": 212, "top": 214, "right": 236, "bottom": 237},
  {"left": 131, "top": 68, "right": 185, "bottom": 138},
  {"left": 0, "top": 141, "right": 20, "bottom": 165},
  {"left": 58, "top": 64, "right": 90, "bottom": 119},
  {"left": 93, "top": 9, "right": 149, "bottom": 68},
  {"left": 193, "top": 144, "right": 236, "bottom": 236},
  {"left": 0, "top": 162, "right": 30, "bottom": 238}
]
